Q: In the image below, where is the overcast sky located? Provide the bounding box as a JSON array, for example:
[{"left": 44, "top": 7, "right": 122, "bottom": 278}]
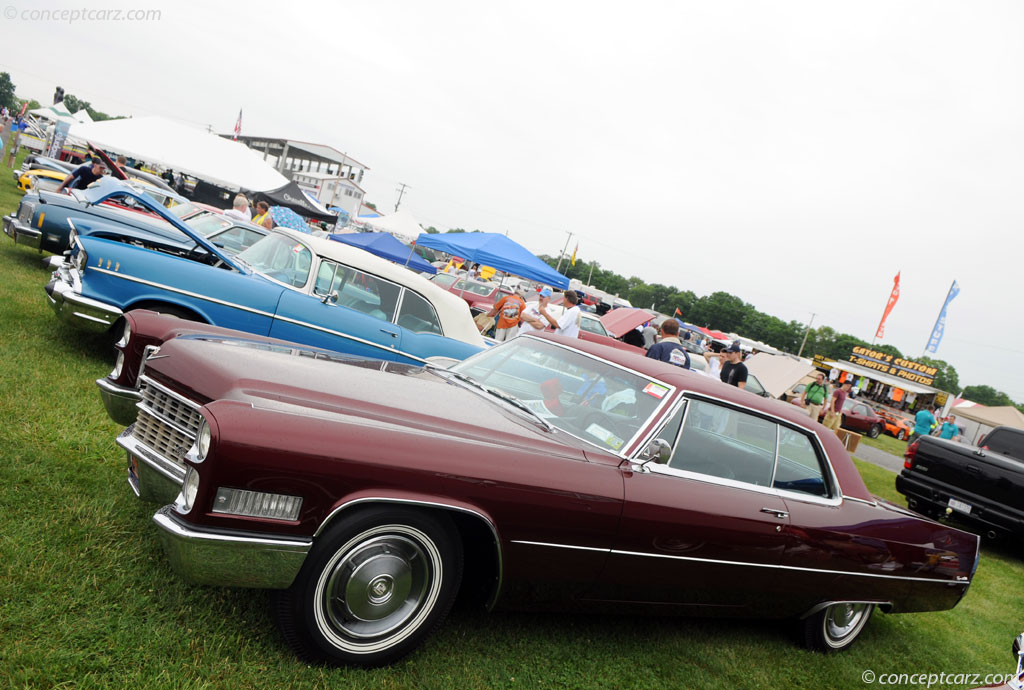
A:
[{"left": 5, "top": 0, "right": 1022, "bottom": 400}]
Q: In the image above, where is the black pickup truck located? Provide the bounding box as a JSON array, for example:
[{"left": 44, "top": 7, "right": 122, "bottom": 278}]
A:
[{"left": 896, "top": 426, "right": 1024, "bottom": 539}]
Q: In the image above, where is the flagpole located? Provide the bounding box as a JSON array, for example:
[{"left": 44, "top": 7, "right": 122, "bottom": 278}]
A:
[{"left": 923, "top": 279, "right": 956, "bottom": 358}]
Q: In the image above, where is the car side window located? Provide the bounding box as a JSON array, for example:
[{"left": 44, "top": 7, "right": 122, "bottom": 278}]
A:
[
  {"left": 855, "top": 404, "right": 870, "bottom": 416},
  {"left": 774, "top": 427, "right": 830, "bottom": 497},
  {"left": 334, "top": 266, "right": 400, "bottom": 322},
  {"left": 397, "top": 290, "right": 443, "bottom": 335},
  {"left": 668, "top": 399, "right": 776, "bottom": 487}
]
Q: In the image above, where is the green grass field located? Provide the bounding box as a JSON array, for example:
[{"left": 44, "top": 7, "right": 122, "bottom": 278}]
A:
[{"left": 0, "top": 158, "right": 1021, "bottom": 689}]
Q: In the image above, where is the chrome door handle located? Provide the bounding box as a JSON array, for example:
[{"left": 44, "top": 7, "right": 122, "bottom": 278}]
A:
[
  {"left": 760, "top": 507, "right": 789, "bottom": 519},
  {"left": 379, "top": 329, "right": 398, "bottom": 338}
]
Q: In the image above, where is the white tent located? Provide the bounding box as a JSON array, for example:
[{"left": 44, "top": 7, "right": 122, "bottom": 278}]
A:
[
  {"left": 67, "top": 116, "right": 288, "bottom": 191},
  {"left": 744, "top": 353, "right": 817, "bottom": 399},
  {"left": 73, "top": 109, "right": 93, "bottom": 124},
  {"left": 28, "top": 102, "right": 75, "bottom": 122},
  {"left": 357, "top": 210, "right": 425, "bottom": 243}
]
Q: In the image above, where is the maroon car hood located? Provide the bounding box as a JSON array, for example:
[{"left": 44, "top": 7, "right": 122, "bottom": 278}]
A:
[{"left": 143, "top": 335, "right": 588, "bottom": 461}]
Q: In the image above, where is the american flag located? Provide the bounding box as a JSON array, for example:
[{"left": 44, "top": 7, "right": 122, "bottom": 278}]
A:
[{"left": 233, "top": 109, "right": 242, "bottom": 140}]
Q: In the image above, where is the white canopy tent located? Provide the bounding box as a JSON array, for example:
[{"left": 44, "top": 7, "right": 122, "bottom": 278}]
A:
[
  {"left": 356, "top": 210, "right": 426, "bottom": 243},
  {"left": 28, "top": 103, "right": 75, "bottom": 122},
  {"left": 67, "top": 116, "right": 288, "bottom": 191},
  {"left": 73, "top": 109, "right": 93, "bottom": 124}
]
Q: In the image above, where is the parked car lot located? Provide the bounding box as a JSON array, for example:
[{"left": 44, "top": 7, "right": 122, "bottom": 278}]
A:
[
  {"left": 817, "top": 397, "right": 885, "bottom": 438},
  {"left": 45, "top": 181, "right": 485, "bottom": 367},
  {"left": 102, "top": 312, "right": 978, "bottom": 667}
]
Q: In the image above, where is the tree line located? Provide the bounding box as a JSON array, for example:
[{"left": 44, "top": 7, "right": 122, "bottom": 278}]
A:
[
  {"left": 0, "top": 72, "right": 121, "bottom": 121},
  {"left": 545, "top": 253, "right": 1020, "bottom": 410}
]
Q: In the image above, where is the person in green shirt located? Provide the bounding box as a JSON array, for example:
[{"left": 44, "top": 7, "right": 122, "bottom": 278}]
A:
[{"left": 801, "top": 373, "right": 830, "bottom": 421}]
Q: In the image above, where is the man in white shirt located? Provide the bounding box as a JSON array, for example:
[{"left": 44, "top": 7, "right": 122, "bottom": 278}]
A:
[
  {"left": 223, "top": 194, "right": 252, "bottom": 222},
  {"left": 541, "top": 289, "right": 582, "bottom": 338},
  {"left": 517, "top": 288, "right": 553, "bottom": 336}
]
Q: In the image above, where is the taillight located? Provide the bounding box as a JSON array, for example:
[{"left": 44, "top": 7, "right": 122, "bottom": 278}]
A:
[{"left": 904, "top": 441, "right": 919, "bottom": 469}]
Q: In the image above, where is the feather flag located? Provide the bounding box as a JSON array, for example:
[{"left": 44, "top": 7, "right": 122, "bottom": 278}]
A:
[
  {"left": 926, "top": 280, "right": 960, "bottom": 354},
  {"left": 233, "top": 109, "right": 242, "bottom": 141},
  {"left": 875, "top": 272, "right": 900, "bottom": 339},
  {"left": 571, "top": 243, "right": 578, "bottom": 267}
]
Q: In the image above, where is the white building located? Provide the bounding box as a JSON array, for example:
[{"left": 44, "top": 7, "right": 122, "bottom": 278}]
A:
[{"left": 291, "top": 171, "right": 366, "bottom": 219}]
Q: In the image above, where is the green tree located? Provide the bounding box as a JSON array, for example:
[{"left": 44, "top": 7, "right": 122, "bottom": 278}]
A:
[
  {"left": 689, "top": 292, "right": 749, "bottom": 333},
  {"left": 961, "top": 385, "right": 1014, "bottom": 407},
  {"left": 0, "top": 72, "right": 16, "bottom": 111},
  {"left": 918, "top": 357, "right": 959, "bottom": 393}
]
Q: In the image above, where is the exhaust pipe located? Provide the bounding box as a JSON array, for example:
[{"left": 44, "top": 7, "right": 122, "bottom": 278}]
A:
[{"left": 986, "top": 530, "right": 998, "bottom": 540}]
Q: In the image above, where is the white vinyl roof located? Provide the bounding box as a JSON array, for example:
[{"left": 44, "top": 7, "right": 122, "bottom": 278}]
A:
[
  {"left": 68, "top": 116, "right": 289, "bottom": 192},
  {"left": 274, "top": 229, "right": 485, "bottom": 347}
]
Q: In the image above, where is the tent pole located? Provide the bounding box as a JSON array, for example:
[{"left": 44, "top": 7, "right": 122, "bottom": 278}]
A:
[{"left": 405, "top": 244, "right": 416, "bottom": 267}]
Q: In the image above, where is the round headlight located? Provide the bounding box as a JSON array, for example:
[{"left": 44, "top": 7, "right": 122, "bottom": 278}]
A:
[
  {"left": 115, "top": 320, "right": 131, "bottom": 349},
  {"left": 195, "top": 418, "right": 211, "bottom": 462},
  {"left": 177, "top": 468, "right": 200, "bottom": 514},
  {"left": 110, "top": 351, "right": 124, "bottom": 379}
]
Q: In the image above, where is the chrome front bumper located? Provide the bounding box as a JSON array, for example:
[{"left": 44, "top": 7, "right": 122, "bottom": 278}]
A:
[
  {"left": 46, "top": 267, "right": 123, "bottom": 332},
  {"left": 117, "top": 425, "right": 184, "bottom": 504},
  {"left": 2, "top": 213, "right": 41, "bottom": 249},
  {"left": 153, "top": 505, "right": 311, "bottom": 589},
  {"left": 97, "top": 377, "right": 141, "bottom": 426}
]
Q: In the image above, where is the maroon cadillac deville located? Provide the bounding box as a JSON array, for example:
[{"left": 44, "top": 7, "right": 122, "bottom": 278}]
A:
[{"left": 97, "top": 310, "right": 980, "bottom": 667}]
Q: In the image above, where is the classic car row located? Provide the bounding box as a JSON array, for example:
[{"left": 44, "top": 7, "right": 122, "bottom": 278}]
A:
[
  {"left": 36, "top": 179, "right": 485, "bottom": 366},
  {"left": 97, "top": 309, "right": 979, "bottom": 667}
]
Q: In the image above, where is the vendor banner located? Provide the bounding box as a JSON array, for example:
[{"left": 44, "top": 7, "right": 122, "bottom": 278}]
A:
[
  {"left": 848, "top": 346, "right": 938, "bottom": 386},
  {"left": 875, "top": 271, "right": 900, "bottom": 339},
  {"left": 925, "top": 280, "right": 960, "bottom": 355}
]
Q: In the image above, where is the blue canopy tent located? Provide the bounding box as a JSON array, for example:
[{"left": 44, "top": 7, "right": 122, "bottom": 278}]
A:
[
  {"left": 328, "top": 232, "right": 437, "bottom": 274},
  {"left": 413, "top": 232, "right": 569, "bottom": 289}
]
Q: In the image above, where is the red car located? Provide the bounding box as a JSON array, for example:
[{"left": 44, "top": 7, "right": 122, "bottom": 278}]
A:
[
  {"left": 99, "top": 311, "right": 978, "bottom": 667},
  {"left": 818, "top": 397, "right": 886, "bottom": 438},
  {"left": 430, "top": 275, "right": 514, "bottom": 315}
]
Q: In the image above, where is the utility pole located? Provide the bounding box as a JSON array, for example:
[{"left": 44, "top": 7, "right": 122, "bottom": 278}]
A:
[
  {"left": 797, "top": 312, "right": 816, "bottom": 359},
  {"left": 554, "top": 231, "right": 573, "bottom": 273},
  {"left": 586, "top": 261, "right": 595, "bottom": 287},
  {"left": 394, "top": 183, "right": 409, "bottom": 212}
]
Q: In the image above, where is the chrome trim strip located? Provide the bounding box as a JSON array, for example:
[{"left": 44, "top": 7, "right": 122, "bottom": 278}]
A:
[
  {"left": 842, "top": 495, "right": 878, "bottom": 506},
  {"left": 139, "top": 375, "right": 202, "bottom": 412},
  {"left": 646, "top": 462, "right": 842, "bottom": 507},
  {"left": 156, "top": 508, "right": 312, "bottom": 548},
  {"left": 513, "top": 540, "right": 964, "bottom": 584},
  {"left": 510, "top": 540, "right": 609, "bottom": 554},
  {"left": 316, "top": 496, "right": 504, "bottom": 610},
  {"left": 94, "top": 268, "right": 430, "bottom": 364}
]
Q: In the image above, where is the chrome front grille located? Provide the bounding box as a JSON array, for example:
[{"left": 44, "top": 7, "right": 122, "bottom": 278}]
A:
[{"left": 131, "top": 377, "right": 202, "bottom": 471}]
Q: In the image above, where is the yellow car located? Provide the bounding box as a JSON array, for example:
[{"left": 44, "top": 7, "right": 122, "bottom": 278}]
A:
[{"left": 16, "top": 168, "right": 68, "bottom": 194}]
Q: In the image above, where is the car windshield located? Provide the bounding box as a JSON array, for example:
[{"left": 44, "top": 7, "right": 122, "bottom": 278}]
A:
[
  {"left": 449, "top": 336, "right": 673, "bottom": 454},
  {"left": 580, "top": 315, "right": 608, "bottom": 336},
  {"left": 431, "top": 273, "right": 459, "bottom": 288},
  {"left": 185, "top": 212, "right": 233, "bottom": 237},
  {"left": 452, "top": 280, "right": 495, "bottom": 296},
  {"left": 237, "top": 233, "right": 313, "bottom": 288}
]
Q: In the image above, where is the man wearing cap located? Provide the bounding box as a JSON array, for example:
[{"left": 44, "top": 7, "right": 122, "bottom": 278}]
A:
[
  {"left": 517, "top": 288, "right": 554, "bottom": 337},
  {"left": 823, "top": 379, "right": 853, "bottom": 431},
  {"left": 56, "top": 159, "right": 107, "bottom": 193},
  {"left": 540, "top": 289, "right": 582, "bottom": 338},
  {"left": 704, "top": 342, "right": 747, "bottom": 388},
  {"left": 487, "top": 286, "right": 528, "bottom": 342}
]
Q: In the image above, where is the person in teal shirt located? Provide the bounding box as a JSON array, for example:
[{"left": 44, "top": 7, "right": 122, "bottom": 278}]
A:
[
  {"left": 938, "top": 415, "right": 960, "bottom": 441},
  {"left": 909, "top": 406, "right": 938, "bottom": 443}
]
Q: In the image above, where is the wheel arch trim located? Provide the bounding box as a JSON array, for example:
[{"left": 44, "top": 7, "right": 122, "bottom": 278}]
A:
[
  {"left": 799, "top": 599, "right": 891, "bottom": 620},
  {"left": 315, "top": 495, "right": 504, "bottom": 610}
]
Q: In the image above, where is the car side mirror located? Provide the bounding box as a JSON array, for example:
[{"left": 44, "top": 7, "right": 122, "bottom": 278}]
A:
[
  {"left": 1013, "top": 632, "right": 1023, "bottom": 662},
  {"left": 640, "top": 438, "right": 672, "bottom": 466},
  {"left": 321, "top": 290, "right": 339, "bottom": 305}
]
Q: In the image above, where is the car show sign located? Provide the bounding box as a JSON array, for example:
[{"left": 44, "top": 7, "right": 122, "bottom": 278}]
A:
[
  {"left": 46, "top": 119, "right": 71, "bottom": 159},
  {"left": 848, "top": 346, "right": 937, "bottom": 386}
]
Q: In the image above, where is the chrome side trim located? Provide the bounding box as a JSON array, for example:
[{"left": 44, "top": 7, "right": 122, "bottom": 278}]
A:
[
  {"left": 510, "top": 540, "right": 609, "bottom": 554},
  {"left": 513, "top": 540, "right": 965, "bottom": 585},
  {"left": 842, "top": 495, "right": 878, "bottom": 506},
  {"left": 94, "top": 268, "right": 429, "bottom": 364},
  {"left": 316, "top": 496, "right": 504, "bottom": 610}
]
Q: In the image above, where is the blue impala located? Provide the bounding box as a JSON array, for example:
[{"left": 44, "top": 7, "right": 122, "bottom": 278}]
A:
[{"left": 45, "top": 181, "right": 486, "bottom": 365}]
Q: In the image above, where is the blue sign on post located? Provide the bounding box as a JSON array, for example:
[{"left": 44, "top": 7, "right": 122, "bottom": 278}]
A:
[{"left": 925, "top": 280, "right": 960, "bottom": 354}]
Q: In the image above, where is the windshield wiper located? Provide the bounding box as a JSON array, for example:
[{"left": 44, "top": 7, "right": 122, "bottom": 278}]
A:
[{"left": 430, "top": 368, "right": 553, "bottom": 432}]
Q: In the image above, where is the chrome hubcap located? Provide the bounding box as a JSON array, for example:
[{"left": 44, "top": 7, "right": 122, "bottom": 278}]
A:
[
  {"left": 319, "top": 530, "right": 437, "bottom": 644},
  {"left": 825, "top": 603, "right": 870, "bottom": 643}
]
